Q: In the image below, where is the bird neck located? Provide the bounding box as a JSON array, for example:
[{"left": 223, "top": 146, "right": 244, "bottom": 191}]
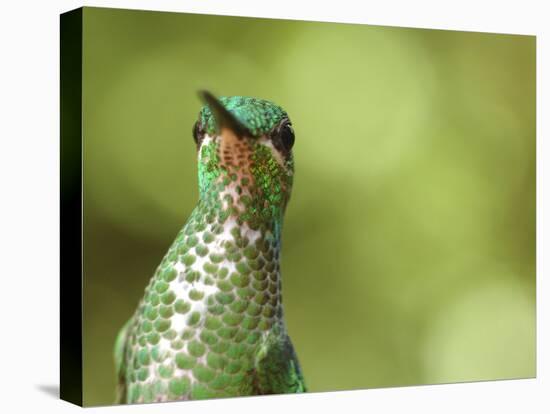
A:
[
  {"left": 145, "top": 191, "right": 286, "bottom": 339},
  {"left": 197, "top": 166, "right": 286, "bottom": 243},
  {"left": 174, "top": 198, "right": 285, "bottom": 330}
]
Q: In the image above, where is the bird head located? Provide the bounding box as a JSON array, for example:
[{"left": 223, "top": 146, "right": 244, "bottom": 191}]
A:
[{"left": 192, "top": 91, "right": 295, "bottom": 231}]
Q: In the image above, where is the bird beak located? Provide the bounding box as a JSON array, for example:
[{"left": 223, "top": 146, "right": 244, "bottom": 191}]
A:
[{"left": 198, "top": 90, "right": 251, "bottom": 138}]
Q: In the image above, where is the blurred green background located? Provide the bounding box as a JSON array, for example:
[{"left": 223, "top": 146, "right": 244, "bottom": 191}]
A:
[{"left": 81, "top": 7, "right": 536, "bottom": 406}]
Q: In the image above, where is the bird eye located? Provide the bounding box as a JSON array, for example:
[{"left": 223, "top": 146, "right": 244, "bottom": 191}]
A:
[
  {"left": 278, "top": 121, "right": 295, "bottom": 152},
  {"left": 192, "top": 121, "right": 202, "bottom": 146}
]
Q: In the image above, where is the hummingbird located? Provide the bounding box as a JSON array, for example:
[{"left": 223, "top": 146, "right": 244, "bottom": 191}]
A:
[{"left": 114, "top": 91, "right": 306, "bottom": 403}]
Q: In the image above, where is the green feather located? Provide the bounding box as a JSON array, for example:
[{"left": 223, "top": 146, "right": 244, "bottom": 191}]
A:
[
  {"left": 114, "top": 319, "right": 132, "bottom": 403},
  {"left": 253, "top": 333, "right": 307, "bottom": 394}
]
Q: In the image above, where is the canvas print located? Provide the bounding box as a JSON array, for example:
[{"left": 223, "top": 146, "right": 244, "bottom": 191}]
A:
[{"left": 60, "top": 6, "right": 536, "bottom": 407}]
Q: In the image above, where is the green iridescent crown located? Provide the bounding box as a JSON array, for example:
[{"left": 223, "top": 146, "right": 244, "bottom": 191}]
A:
[{"left": 199, "top": 96, "right": 288, "bottom": 137}]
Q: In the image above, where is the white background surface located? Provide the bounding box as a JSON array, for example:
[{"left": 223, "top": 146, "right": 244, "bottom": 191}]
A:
[{"left": 0, "top": 0, "right": 546, "bottom": 412}]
